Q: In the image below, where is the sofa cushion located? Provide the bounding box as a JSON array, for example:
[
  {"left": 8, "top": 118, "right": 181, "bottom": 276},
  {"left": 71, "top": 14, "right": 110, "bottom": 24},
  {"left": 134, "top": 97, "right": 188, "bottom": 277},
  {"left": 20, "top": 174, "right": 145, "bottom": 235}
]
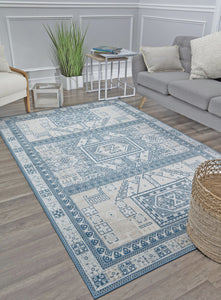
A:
[
  {"left": 173, "top": 36, "right": 196, "bottom": 73},
  {"left": 208, "top": 96, "right": 221, "bottom": 118},
  {"left": 190, "top": 32, "right": 221, "bottom": 79},
  {"left": 168, "top": 79, "right": 221, "bottom": 110},
  {"left": 137, "top": 71, "right": 189, "bottom": 95},
  {"left": 140, "top": 45, "right": 184, "bottom": 72},
  {"left": 0, "top": 71, "right": 26, "bottom": 98}
]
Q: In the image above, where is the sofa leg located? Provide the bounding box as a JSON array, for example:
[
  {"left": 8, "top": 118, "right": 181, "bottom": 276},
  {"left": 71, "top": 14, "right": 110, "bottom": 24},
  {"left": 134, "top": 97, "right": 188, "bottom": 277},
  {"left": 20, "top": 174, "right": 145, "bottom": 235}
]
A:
[{"left": 139, "top": 97, "right": 147, "bottom": 109}]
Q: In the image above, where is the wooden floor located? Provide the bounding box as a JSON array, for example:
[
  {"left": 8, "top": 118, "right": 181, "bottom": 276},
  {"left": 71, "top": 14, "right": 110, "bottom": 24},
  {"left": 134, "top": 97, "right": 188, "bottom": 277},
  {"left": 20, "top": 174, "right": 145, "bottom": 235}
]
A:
[{"left": 1, "top": 82, "right": 221, "bottom": 300}]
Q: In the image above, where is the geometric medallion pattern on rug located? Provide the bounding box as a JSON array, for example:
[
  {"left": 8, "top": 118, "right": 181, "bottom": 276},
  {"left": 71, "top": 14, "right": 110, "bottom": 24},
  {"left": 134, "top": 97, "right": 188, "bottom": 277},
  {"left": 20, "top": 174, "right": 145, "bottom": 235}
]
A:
[{"left": 1, "top": 100, "right": 220, "bottom": 299}]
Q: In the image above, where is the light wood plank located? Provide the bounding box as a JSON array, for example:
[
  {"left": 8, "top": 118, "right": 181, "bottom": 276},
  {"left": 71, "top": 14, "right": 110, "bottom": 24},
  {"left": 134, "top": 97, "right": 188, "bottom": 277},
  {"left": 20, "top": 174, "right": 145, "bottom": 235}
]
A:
[{"left": 177, "top": 281, "right": 221, "bottom": 300}]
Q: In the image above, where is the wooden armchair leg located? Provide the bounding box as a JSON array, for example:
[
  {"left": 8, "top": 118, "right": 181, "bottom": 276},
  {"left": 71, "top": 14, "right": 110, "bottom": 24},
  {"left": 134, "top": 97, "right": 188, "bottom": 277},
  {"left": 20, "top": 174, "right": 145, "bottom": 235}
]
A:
[
  {"left": 10, "top": 66, "right": 31, "bottom": 113},
  {"left": 26, "top": 89, "right": 31, "bottom": 113},
  {"left": 139, "top": 96, "right": 147, "bottom": 109}
]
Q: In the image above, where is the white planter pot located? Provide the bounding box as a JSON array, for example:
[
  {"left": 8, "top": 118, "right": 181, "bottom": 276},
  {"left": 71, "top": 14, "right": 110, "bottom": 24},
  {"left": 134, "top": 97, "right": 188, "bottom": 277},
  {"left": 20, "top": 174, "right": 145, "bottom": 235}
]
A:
[{"left": 61, "top": 75, "right": 83, "bottom": 90}]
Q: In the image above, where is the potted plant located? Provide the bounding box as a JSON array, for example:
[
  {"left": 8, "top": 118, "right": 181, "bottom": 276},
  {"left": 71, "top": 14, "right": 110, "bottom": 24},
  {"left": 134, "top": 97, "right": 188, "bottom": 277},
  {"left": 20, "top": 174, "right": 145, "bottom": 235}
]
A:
[{"left": 45, "top": 22, "right": 87, "bottom": 90}]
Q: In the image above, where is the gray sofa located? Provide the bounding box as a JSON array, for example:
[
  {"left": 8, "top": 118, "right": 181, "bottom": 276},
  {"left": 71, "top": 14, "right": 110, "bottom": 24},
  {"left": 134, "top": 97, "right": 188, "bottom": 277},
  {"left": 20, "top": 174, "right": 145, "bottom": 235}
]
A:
[{"left": 132, "top": 36, "right": 221, "bottom": 132}]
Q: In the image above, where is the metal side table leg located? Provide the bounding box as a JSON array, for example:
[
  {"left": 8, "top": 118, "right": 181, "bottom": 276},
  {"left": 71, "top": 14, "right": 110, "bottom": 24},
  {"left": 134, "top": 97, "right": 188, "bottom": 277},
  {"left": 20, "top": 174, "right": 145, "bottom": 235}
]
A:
[
  {"left": 110, "top": 61, "right": 113, "bottom": 88},
  {"left": 124, "top": 59, "right": 128, "bottom": 96},
  {"left": 117, "top": 61, "right": 120, "bottom": 88},
  {"left": 105, "top": 57, "right": 108, "bottom": 100},
  {"left": 90, "top": 57, "right": 94, "bottom": 90},
  {"left": 86, "top": 56, "right": 89, "bottom": 92},
  {"left": 98, "top": 62, "right": 101, "bottom": 101}
]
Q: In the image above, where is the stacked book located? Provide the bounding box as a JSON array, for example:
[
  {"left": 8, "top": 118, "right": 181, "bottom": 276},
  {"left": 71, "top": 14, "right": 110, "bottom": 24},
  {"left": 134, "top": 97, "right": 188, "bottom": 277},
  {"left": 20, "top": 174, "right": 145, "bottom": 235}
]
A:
[{"left": 92, "top": 46, "right": 122, "bottom": 55}]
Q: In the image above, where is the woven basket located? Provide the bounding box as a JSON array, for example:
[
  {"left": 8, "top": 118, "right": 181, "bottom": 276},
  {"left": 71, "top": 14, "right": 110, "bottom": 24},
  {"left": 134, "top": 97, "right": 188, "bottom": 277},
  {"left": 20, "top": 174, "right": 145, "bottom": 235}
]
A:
[{"left": 187, "top": 159, "right": 221, "bottom": 263}]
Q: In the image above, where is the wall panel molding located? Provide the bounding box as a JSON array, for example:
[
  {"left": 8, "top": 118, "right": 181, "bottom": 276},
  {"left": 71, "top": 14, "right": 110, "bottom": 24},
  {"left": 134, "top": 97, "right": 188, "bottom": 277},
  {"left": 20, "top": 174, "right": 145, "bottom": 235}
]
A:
[
  {"left": 0, "top": 1, "right": 216, "bottom": 13},
  {"left": 0, "top": 1, "right": 138, "bottom": 8},
  {"left": 139, "top": 3, "right": 215, "bottom": 13},
  {"left": 6, "top": 15, "right": 72, "bottom": 68},
  {"left": 140, "top": 15, "right": 207, "bottom": 47},
  {"left": 80, "top": 14, "right": 134, "bottom": 51},
  {"left": 211, "top": 0, "right": 221, "bottom": 32}
]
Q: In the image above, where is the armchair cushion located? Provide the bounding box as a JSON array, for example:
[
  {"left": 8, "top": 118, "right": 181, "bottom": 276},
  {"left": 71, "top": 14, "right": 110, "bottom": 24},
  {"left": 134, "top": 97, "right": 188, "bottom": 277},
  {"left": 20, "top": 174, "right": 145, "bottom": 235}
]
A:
[
  {"left": 0, "top": 46, "right": 11, "bottom": 72},
  {"left": 0, "top": 72, "right": 27, "bottom": 99}
]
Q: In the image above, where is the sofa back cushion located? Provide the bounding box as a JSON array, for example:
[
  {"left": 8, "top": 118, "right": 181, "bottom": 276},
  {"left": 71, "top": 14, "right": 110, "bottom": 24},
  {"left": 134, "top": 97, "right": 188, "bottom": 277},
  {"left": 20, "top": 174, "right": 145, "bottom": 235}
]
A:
[
  {"left": 140, "top": 45, "right": 184, "bottom": 72},
  {"left": 190, "top": 32, "right": 221, "bottom": 79},
  {"left": 173, "top": 36, "right": 196, "bottom": 73}
]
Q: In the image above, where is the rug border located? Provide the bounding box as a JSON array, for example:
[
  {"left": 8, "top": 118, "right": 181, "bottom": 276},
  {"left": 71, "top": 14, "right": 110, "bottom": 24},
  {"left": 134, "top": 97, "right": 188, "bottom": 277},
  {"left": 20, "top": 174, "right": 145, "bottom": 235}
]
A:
[{"left": 1, "top": 99, "right": 219, "bottom": 299}]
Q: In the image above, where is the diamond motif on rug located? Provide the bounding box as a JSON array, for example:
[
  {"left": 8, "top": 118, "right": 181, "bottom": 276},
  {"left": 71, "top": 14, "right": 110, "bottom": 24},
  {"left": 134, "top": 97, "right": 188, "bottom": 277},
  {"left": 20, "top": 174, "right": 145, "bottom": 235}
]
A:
[
  {"left": 0, "top": 100, "right": 220, "bottom": 299},
  {"left": 131, "top": 178, "right": 191, "bottom": 226},
  {"left": 81, "top": 137, "right": 143, "bottom": 162}
]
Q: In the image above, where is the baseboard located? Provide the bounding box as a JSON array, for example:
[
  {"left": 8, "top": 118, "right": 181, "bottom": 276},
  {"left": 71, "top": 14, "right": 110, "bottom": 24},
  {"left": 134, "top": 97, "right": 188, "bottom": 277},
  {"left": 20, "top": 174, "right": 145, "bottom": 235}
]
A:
[
  {"left": 29, "top": 75, "right": 61, "bottom": 89},
  {"left": 28, "top": 61, "right": 132, "bottom": 89}
]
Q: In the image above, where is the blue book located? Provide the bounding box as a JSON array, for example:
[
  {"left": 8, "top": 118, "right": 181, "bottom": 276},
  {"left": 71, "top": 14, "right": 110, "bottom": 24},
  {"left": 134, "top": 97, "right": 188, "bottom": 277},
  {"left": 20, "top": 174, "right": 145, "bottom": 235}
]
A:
[{"left": 93, "top": 46, "right": 122, "bottom": 54}]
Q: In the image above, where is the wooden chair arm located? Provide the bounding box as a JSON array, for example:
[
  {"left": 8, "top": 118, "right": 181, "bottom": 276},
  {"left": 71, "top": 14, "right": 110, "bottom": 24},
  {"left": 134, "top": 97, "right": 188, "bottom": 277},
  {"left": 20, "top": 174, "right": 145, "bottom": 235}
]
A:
[
  {"left": 10, "top": 66, "right": 29, "bottom": 82},
  {"left": 9, "top": 66, "right": 30, "bottom": 113}
]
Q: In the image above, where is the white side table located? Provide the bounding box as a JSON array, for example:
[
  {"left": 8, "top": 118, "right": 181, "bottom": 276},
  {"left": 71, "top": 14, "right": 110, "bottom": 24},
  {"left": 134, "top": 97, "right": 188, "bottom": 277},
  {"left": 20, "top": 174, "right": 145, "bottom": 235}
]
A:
[
  {"left": 33, "top": 83, "right": 64, "bottom": 108},
  {"left": 86, "top": 49, "right": 137, "bottom": 101}
]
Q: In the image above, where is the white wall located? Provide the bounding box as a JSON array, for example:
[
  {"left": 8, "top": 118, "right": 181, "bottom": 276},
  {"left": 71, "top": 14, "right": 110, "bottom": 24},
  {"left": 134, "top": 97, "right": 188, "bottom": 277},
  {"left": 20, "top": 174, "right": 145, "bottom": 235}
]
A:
[{"left": 0, "top": 0, "right": 219, "bottom": 87}]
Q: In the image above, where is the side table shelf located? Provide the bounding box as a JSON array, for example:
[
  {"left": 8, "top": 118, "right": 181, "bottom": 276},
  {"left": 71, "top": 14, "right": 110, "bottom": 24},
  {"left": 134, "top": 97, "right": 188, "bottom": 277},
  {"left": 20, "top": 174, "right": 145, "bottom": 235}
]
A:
[{"left": 86, "top": 49, "right": 136, "bottom": 101}]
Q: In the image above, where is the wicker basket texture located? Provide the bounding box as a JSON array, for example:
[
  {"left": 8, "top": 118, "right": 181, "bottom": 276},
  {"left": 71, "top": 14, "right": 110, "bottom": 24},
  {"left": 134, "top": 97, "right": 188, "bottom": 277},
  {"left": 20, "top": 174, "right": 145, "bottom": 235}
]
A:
[{"left": 187, "top": 159, "right": 221, "bottom": 263}]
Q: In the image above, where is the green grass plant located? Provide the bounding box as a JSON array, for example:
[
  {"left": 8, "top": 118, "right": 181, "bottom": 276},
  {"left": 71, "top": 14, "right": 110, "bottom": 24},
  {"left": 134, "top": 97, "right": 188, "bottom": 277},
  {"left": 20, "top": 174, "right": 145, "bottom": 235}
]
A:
[{"left": 44, "top": 22, "right": 87, "bottom": 77}]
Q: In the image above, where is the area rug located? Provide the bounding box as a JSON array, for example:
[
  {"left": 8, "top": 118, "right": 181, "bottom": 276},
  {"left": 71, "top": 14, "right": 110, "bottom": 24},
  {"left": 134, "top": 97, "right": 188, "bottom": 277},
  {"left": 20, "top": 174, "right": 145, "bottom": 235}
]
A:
[{"left": 0, "top": 100, "right": 220, "bottom": 298}]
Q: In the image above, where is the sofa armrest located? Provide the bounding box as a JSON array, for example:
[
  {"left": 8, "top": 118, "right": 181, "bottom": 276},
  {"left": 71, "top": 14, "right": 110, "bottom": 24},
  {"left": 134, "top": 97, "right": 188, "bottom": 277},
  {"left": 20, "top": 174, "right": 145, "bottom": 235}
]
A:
[
  {"left": 10, "top": 66, "right": 30, "bottom": 113},
  {"left": 132, "top": 54, "right": 147, "bottom": 89}
]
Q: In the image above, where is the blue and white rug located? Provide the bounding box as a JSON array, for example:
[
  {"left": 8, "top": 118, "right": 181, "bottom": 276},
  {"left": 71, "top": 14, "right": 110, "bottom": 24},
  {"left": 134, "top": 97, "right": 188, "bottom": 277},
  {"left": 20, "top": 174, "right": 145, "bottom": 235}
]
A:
[{"left": 1, "top": 100, "right": 220, "bottom": 298}]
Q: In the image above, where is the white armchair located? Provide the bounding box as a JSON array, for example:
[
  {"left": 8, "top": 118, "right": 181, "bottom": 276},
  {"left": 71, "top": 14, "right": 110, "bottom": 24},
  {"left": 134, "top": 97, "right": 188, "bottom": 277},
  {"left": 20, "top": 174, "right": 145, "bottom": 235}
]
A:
[{"left": 0, "top": 67, "right": 30, "bottom": 113}]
